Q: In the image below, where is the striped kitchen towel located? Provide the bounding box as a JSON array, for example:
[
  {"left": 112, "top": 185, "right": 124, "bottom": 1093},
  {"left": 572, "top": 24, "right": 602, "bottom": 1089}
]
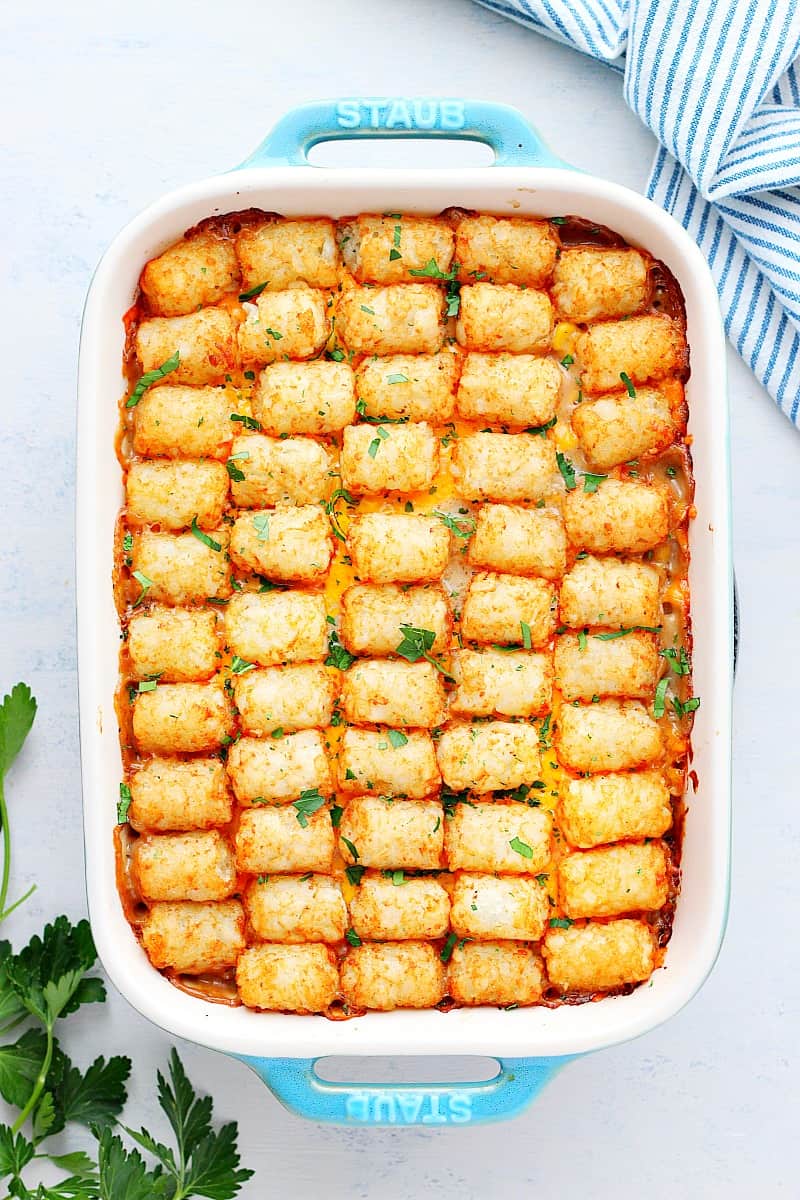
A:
[{"left": 475, "top": 0, "right": 800, "bottom": 425}]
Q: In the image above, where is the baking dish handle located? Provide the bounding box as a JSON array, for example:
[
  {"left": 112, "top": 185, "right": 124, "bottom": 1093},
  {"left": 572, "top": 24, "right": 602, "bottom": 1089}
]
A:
[
  {"left": 235, "top": 1054, "right": 576, "bottom": 1125},
  {"left": 237, "top": 98, "right": 572, "bottom": 169}
]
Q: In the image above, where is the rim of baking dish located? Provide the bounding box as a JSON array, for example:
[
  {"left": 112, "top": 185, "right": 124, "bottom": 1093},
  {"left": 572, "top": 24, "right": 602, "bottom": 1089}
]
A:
[{"left": 77, "top": 164, "right": 732, "bottom": 1059}]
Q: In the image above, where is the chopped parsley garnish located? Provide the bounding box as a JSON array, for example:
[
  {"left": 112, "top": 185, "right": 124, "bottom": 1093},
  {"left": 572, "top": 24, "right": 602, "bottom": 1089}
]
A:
[
  {"left": 325, "top": 486, "right": 357, "bottom": 541},
  {"left": 433, "top": 510, "right": 475, "bottom": 539},
  {"left": 270, "top": 727, "right": 284, "bottom": 739},
  {"left": 389, "top": 224, "right": 402, "bottom": 261},
  {"left": 360, "top": 304, "right": 375, "bottom": 315},
  {"left": 556, "top": 451, "right": 577, "bottom": 491},
  {"left": 525, "top": 415, "right": 558, "bottom": 436},
  {"left": 653, "top": 675, "right": 670, "bottom": 718},
  {"left": 293, "top": 788, "right": 327, "bottom": 827},
  {"left": 226, "top": 456, "right": 246, "bottom": 482},
  {"left": 117, "top": 782, "right": 132, "bottom": 824},
  {"left": 231, "top": 412, "right": 262, "bottom": 430},
  {"left": 385, "top": 869, "right": 405, "bottom": 886},
  {"left": 386, "top": 372, "right": 408, "bottom": 384},
  {"left": 137, "top": 679, "right": 158, "bottom": 693},
  {"left": 239, "top": 281, "right": 268, "bottom": 301},
  {"left": 345, "top": 928, "right": 362, "bottom": 947},
  {"left": 264, "top": 327, "right": 283, "bottom": 340},
  {"left": 594, "top": 625, "right": 662, "bottom": 640},
  {"left": 387, "top": 730, "right": 409, "bottom": 748},
  {"left": 520, "top": 621, "right": 532, "bottom": 650},
  {"left": 345, "top": 865, "right": 365, "bottom": 886},
  {"left": 620, "top": 371, "right": 636, "bottom": 397},
  {"left": 367, "top": 436, "right": 382, "bottom": 458},
  {"left": 560, "top": 354, "right": 574, "bottom": 367},
  {"left": 538, "top": 713, "right": 552, "bottom": 749},
  {"left": 396, "top": 624, "right": 453, "bottom": 680},
  {"left": 131, "top": 569, "right": 153, "bottom": 608},
  {"left": 535, "top": 872, "right": 549, "bottom": 886},
  {"left": 328, "top": 347, "right": 346, "bottom": 362},
  {"left": 440, "top": 423, "right": 458, "bottom": 447},
  {"left": 509, "top": 836, "right": 533, "bottom": 859},
  {"left": 661, "top": 645, "right": 691, "bottom": 674},
  {"left": 577, "top": 629, "right": 588, "bottom": 652},
  {"left": 673, "top": 695, "right": 700, "bottom": 719},
  {"left": 666, "top": 465, "right": 677, "bottom": 478},
  {"left": 190, "top": 517, "right": 221, "bottom": 552},
  {"left": 341, "top": 836, "right": 360, "bottom": 862},
  {"left": 549, "top": 916, "right": 573, "bottom": 929},
  {"left": 440, "top": 932, "right": 458, "bottom": 963},
  {"left": 330, "top": 804, "right": 344, "bottom": 828},
  {"left": 407, "top": 257, "right": 461, "bottom": 315},
  {"left": 122, "top": 531, "right": 133, "bottom": 552},
  {"left": 230, "top": 656, "right": 255, "bottom": 675},
  {"left": 549, "top": 216, "right": 567, "bottom": 225},
  {"left": 582, "top": 472, "right": 607, "bottom": 494},
  {"left": 355, "top": 398, "right": 407, "bottom": 424},
  {"left": 325, "top": 625, "right": 356, "bottom": 670},
  {"left": 252, "top": 513, "right": 270, "bottom": 542},
  {"left": 126, "top": 351, "right": 180, "bottom": 408}
]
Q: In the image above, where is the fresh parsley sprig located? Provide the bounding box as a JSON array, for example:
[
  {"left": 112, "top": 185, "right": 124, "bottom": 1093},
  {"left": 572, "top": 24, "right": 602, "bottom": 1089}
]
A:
[{"left": 0, "top": 683, "right": 37, "bottom": 923}]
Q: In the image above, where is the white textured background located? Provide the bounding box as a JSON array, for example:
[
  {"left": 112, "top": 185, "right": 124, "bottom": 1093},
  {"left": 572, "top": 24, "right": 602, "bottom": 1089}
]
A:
[{"left": 1, "top": 1, "right": 798, "bottom": 1195}]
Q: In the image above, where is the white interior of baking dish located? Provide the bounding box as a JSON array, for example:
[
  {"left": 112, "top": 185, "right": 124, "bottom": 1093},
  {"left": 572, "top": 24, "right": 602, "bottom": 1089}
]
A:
[{"left": 77, "top": 166, "right": 732, "bottom": 1059}]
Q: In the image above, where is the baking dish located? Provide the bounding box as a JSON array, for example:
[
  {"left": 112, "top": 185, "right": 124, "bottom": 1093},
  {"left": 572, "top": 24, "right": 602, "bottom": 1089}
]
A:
[{"left": 77, "top": 98, "right": 733, "bottom": 1125}]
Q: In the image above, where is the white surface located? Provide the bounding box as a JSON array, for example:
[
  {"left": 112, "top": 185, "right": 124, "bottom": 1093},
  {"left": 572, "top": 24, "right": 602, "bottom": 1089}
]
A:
[{"left": 0, "top": 0, "right": 797, "bottom": 1195}]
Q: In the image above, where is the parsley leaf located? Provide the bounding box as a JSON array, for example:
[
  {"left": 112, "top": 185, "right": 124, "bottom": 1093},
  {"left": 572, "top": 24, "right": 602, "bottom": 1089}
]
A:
[
  {"left": 251, "top": 514, "right": 269, "bottom": 543},
  {"left": 386, "top": 372, "right": 408, "bottom": 384},
  {"left": 440, "top": 932, "right": 458, "bottom": 963},
  {"left": 238, "top": 281, "right": 268, "bottom": 301},
  {"left": 126, "top": 352, "right": 180, "bottom": 409},
  {"left": 433, "top": 510, "right": 475, "bottom": 540},
  {"left": 395, "top": 625, "right": 453, "bottom": 680},
  {"left": 509, "top": 836, "right": 533, "bottom": 859},
  {"left": 225, "top": 458, "right": 246, "bottom": 483},
  {"left": 345, "top": 865, "right": 365, "bottom": 887},
  {"left": 594, "top": 625, "right": 662, "bottom": 640},
  {"left": 345, "top": 928, "right": 362, "bottom": 947},
  {"left": 653, "top": 675, "right": 670, "bottom": 719},
  {"left": 387, "top": 730, "right": 408, "bottom": 749},
  {"left": 325, "top": 626, "right": 355, "bottom": 671},
  {"left": 620, "top": 371, "right": 636, "bottom": 397},
  {"left": 292, "top": 789, "right": 326, "bottom": 828},
  {"left": 549, "top": 916, "right": 573, "bottom": 929},
  {"left": 96, "top": 1126, "right": 167, "bottom": 1200},
  {"left": 582, "top": 472, "right": 607, "bottom": 494},
  {"left": 341, "top": 837, "right": 359, "bottom": 862},
  {"left": 324, "top": 487, "right": 357, "bottom": 542},
  {"left": 190, "top": 518, "right": 221, "bottom": 553},
  {"left": 117, "top": 783, "right": 132, "bottom": 824},
  {"left": 131, "top": 570, "right": 153, "bottom": 608},
  {"left": 556, "top": 452, "right": 577, "bottom": 490},
  {"left": 0, "top": 1124, "right": 35, "bottom": 1180},
  {"left": 230, "top": 413, "right": 261, "bottom": 431},
  {"left": 520, "top": 621, "right": 532, "bottom": 650},
  {"left": 673, "top": 695, "right": 700, "bottom": 719},
  {"left": 229, "top": 656, "right": 254, "bottom": 676}
]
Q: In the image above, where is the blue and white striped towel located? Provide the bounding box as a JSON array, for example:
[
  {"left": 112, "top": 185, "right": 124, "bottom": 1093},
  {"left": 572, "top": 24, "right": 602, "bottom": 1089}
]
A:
[{"left": 475, "top": 0, "right": 800, "bottom": 426}]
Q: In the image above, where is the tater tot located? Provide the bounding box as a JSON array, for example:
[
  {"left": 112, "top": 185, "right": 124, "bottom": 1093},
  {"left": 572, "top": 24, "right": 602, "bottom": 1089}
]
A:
[
  {"left": 125, "top": 460, "right": 229, "bottom": 530},
  {"left": 337, "top": 284, "right": 445, "bottom": 355},
  {"left": 559, "top": 555, "right": 661, "bottom": 630},
  {"left": 445, "top": 802, "right": 552, "bottom": 874},
  {"left": 141, "top": 231, "right": 240, "bottom": 316},
  {"left": 235, "top": 806, "right": 334, "bottom": 874},
  {"left": 128, "top": 757, "right": 232, "bottom": 833},
  {"left": 133, "top": 385, "right": 234, "bottom": 460},
  {"left": 349, "top": 876, "right": 450, "bottom": 940},
  {"left": 141, "top": 900, "right": 245, "bottom": 974},
  {"left": 559, "top": 770, "right": 672, "bottom": 848},
  {"left": 252, "top": 361, "right": 355, "bottom": 435},
  {"left": 455, "top": 215, "right": 559, "bottom": 286},
  {"left": 229, "top": 433, "right": 334, "bottom": 507},
  {"left": 338, "top": 730, "right": 441, "bottom": 800},
  {"left": 552, "top": 247, "right": 650, "bottom": 322},
  {"left": 236, "top": 218, "right": 339, "bottom": 291},
  {"left": 543, "top": 919, "right": 657, "bottom": 992},
  {"left": 132, "top": 682, "right": 234, "bottom": 753},
  {"left": 456, "top": 353, "right": 562, "bottom": 427},
  {"left": 338, "top": 797, "right": 444, "bottom": 869},
  {"left": 244, "top": 875, "right": 347, "bottom": 943},
  {"left": 237, "top": 943, "right": 339, "bottom": 1012},
  {"left": 572, "top": 386, "right": 682, "bottom": 469},
  {"left": 554, "top": 631, "right": 659, "bottom": 701},
  {"left": 131, "top": 529, "right": 231, "bottom": 605},
  {"left": 559, "top": 841, "right": 670, "bottom": 918},
  {"left": 341, "top": 422, "right": 439, "bottom": 495},
  {"left": 347, "top": 513, "right": 450, "bottom": 583},
  {"left": 577, "top": 314, "right": 687, "bottom": 393},
  {"left": 341, "top": 942, "right": 445, "bottom": 1010},
  {"left": 563, "top": 479, "right": 670, "bottom": 554},
  {"left": 453, "top": 433, "right": 557, "bottom": 502},
  {"left": 340, "top": 214, "right": 454, "bottom": 284},
  {"left": 340, "top": 584, "right": 451, "bottom": 657},
  {"left": 227, "top": 731, "right": 332, "bottom": 804},
  {"left": 448, "top": 940, "right": 545, "bottom": 1006},
  {"left": 234, "top": 664, "right": 337, "bottom": 735},
  {"left": 135, "top": 308, "right": 236, "bottom": 385},
  {"left": 450, "top": 648, "right": 552, "bottom": 718},
  {"left": 342, "top": 659, "right": 446, "bottom": 728},
  {"left": 229, "top": 506, "right": 332, "bottom": 584},
  {"left": 555, "top": 699, "right": 663, "bottom": 773},
  {"left": 237, "top": 285, "right": 329, "bottom": 365},
  {"left": 468, "top": 505, "right": 567, "bottom": 580},
  {"left": 456, "top": 283, "right": 553, "bottom": 353},
  {"left": 355, "top": 350, "right": 458, "bottom": 423},
  {"left": 450, "top": 873, "right": 549, "bottom": 941},
  {"left": 133, "top": 830, "right": 236, "bottom": 902},
  {"left": 128, "top": 606, "right": 220, "bottom": 682},
  {"left": 225, "top": 591, "right": 328, "bottom": 666},
  {"left": 461, "top": 572, "right": 556, "bottom": 648},
  {"left": 436, "top": 721, "right": 541, "bottom": 794}
]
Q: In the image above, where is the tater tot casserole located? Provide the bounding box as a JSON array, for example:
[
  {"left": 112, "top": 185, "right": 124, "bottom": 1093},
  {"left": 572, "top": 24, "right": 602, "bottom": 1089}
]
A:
[{"left": 114, "top": 208, "right": 696, "bottom": 1018}]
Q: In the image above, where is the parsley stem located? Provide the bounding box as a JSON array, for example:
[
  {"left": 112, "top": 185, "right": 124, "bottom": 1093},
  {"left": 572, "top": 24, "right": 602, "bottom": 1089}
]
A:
[{"left": 12, "top": 1022, "right": 53, "bottom": 1136}]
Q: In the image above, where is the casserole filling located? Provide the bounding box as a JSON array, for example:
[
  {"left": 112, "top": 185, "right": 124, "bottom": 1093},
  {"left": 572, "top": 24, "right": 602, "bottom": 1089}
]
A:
[{"left": 114, "top": 210, "right": 694, "bottom": 1016}]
